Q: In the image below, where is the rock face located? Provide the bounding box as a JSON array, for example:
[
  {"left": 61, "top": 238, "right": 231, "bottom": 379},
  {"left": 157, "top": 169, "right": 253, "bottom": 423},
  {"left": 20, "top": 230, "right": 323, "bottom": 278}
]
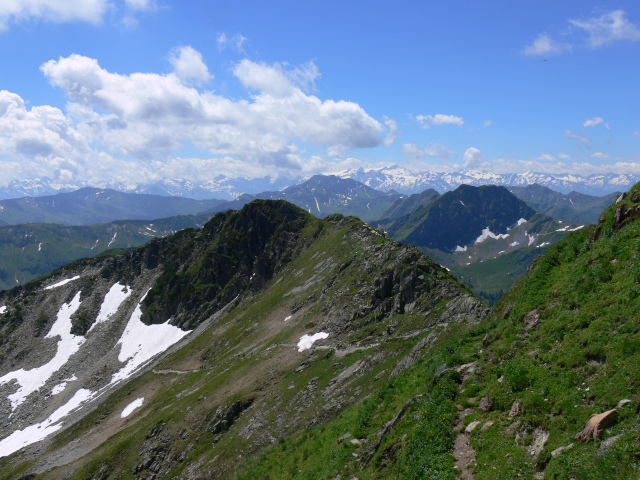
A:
[
  {"left": 0, "top": 199, "right": 487, "bottom": 479},
  {"left": 573, "top": 409, "right": 618, "bottom": 442}
]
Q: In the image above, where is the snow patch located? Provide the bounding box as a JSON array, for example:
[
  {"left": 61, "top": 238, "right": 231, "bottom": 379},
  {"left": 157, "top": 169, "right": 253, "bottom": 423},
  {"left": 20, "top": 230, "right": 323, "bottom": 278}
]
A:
[
  {"left": 297, "top": 332, "right": 329, "bottom": 352},
  {"left": 89, "top": 283, "right": 132, "bottom": 332},
  {"left": 455, "top": 245, "right": 468, "bottom": 252},
  {"left": 474, "top": 227, "right": 509, "bottom": 244},
  {"left": 107, "top": 232, "right": 118, "bottom": 248},
  {"left": 516, "top": 218, "right": 527, "bottom": 226},
  {"left": 528, "top": 235, "right": 536, "bottom": 246},
  {"left": 0, "top": 292, "right": 83, "bottom": 410},
  {"left": 0, "top": 388, "right": 94, "bottom": 458},
  {"left": 284, "top": 315, "right": 292, "bottom": 322},
  {"left": 509, "top": 241, "right": 520, "bottom": 247},
  {"left": 38, "top": 242, "right": 42, "bottom": 252},
  {"left": 0, "top": 306, "right": 5, "bottom": 314},
  {"left": 44, "top": 276, "right": 81, "bottom": 290},
  {"left": 121, "top": 397, "right": 145, "bottom": 418},
  {"left": 51, "top": 375, "right": 77, "bottom": 396},
  {"left": 111, "top": 293, "right": 190, "bottom": 383}
]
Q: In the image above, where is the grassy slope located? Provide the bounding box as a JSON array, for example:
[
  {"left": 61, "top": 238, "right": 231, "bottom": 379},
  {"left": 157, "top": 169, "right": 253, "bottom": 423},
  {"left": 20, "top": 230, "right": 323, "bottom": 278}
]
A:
[
  {"left": 223, "top": 183, "right": 640, "bottom": 479},
  {"left": 0, "top": 208, "right": 476, "bottom": 479}
]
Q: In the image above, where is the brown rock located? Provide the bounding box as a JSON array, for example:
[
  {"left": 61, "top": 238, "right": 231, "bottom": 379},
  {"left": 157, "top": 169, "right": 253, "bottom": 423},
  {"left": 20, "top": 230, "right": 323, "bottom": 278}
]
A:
[
  {"left": 508, "top": 399, "right": 520, "bottom": 419},
  {"left": 480, "top": 420, "right": 494, "bottom": 432},
  {"left": 478, "top": 395, "right": 492, "bottom": 413},
  {"left": 573, "top": 409, "right": 618, "bottom": 442}
]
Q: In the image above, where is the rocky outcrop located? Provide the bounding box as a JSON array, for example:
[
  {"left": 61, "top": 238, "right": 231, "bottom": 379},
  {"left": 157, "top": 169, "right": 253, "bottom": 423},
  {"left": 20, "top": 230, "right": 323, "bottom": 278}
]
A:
[{"left": 573, "top": 409, "right": 618, "bottom": 442}]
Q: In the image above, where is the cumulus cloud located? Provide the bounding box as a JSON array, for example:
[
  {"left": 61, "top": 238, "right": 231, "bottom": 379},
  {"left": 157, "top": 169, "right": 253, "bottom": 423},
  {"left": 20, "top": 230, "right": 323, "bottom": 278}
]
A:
[
  {"left": 521, "top": 32, "right": 571, "bottom": 56},
  {"left": 13, "top": 51, "right": 385, "bottom": 180},
  {"left": 0, "top": 0, "right": 107, "bottom": 30},
  {"left": 168, "top": 46, "right": 212, "bottom": 85},
  {"left": 570, "top": 10, "right": 640, "bottom": 48},
  {"left": 583, "top": 116, "right": 610, "bottom": 130},
  {"left": 592, "top": 152, "right": 610, "bottom": 159},
  {"left": 462, "top": 147, "right": 482, "bottom": 169},
  {"left": 416, "top": 114, "right": 464, "bottom": 128},
  {"left": 401, "top": 143, "right": 454, "bottom": 159},
  {"left": 557, "top": 153, "right": 572, "bottom": 160},
  {"left": 537, "top": 154, "right": 555, "bottom": 161}
]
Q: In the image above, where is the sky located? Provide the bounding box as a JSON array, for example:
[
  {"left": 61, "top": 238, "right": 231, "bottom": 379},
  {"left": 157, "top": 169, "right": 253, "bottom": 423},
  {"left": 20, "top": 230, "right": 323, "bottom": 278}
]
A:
[{"left": 0, "top": 0, "right": 639, "bottom": 186}]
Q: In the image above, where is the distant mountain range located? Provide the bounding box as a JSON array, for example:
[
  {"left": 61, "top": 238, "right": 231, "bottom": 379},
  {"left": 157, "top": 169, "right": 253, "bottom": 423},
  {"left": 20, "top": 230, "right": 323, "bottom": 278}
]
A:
[
  {"left": 0, "top": 167, "right": 635, "bottom": 200},
  {"left": 0, "top": 188, "right": 223, "bottom": 226},
  {"left": 508, "top": 183, "right": 620, "bottom": 223},
  {"left": 206, "top": 175, "right": 402, "bottom": 222}
]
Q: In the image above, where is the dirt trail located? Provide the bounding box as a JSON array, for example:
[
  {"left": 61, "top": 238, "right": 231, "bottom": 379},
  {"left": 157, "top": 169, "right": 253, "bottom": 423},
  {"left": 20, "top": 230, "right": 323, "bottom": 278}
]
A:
[{"left": 452, "top": 362, "right": 478, "bottom": 480}]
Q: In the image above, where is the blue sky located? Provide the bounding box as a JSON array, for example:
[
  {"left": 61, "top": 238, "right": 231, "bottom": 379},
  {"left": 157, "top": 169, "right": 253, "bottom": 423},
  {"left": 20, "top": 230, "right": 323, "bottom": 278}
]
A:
[{"left": 0, "top": 0, "right": 639, "bottom": 185}]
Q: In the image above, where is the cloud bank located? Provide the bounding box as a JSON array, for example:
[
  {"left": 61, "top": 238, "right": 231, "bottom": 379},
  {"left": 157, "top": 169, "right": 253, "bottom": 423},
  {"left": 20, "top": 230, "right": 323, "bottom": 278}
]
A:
[{"left": 0, "top": 49, "right": 392, "bottom": 184}]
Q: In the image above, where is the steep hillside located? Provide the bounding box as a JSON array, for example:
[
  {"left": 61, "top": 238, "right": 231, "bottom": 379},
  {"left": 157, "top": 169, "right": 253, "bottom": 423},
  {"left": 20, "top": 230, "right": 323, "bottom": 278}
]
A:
[
  {"left": 509, "top": 184, "right": 620, "bottom": 223},
  {"left": 217, "top": 184, "right": 640, "bottom": 480},
  {"left": 375, "top": 188, "right": 439, "bottom": 225},
  {"left": 0, "top": 214, "right": 211, "bottom": 290},
  {"left": 0, "top": 200, "right": 486, "bottom": 479},
  {"left": 381, "top": 185, "right": 536, "bottom": 251},
  {"left": 375, "top": 185, "right": 581, "bottom": 304},
  {"left": 0, "top": 188, "right": 222, "bottom": 226},
  {"left": 207, "top": 175, "right": 401, "bottom": 222}
]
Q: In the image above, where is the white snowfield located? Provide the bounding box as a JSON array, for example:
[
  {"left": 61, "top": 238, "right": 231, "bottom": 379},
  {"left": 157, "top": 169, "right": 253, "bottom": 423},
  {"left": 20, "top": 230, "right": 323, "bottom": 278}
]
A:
[
  {"left": 474, "top": 227, "right": 510, "bottom": 244},
  {"left": 0, "top": 388, "right": 94, "bottom": 458},
  {"left": 89, "top": 283, "right": 132, "bottom": 332},
  {"left": 0, "top": 292, "right": 84, "bottom": 410},
  {"left": 44, "top": 276, "right": 81, "bottom": 290},
  {"left": 51, "top": 375, "right": 77, "bottom": 395},
  {"left": 111, "top": 291, "right": 190, "bottom": 383},
  {"left": 0, "top": 306, "right": 6, "bottom": 314},
  {"left": 297, "top": 332, "right": 329, "bottom": 352},
  {"left": 516, "top": 218, "right": 527, "bottom": 226},
  {"left": 0, "top": 285, "right": 191, "bottom": 459},
  {"left": 121, "top": 397, "right": 145, "bottom": 418},
  {"left": 284, "top": 315, "right": 292, "bottom": 322}
]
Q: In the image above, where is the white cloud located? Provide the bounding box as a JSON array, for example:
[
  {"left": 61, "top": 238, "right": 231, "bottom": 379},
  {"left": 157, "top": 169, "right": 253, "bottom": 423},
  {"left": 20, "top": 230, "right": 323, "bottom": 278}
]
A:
[
  {"left": 217, "top": 33, "right": 248, "bottom": 53},
  {"left": 383, "top": 117, "right": 398, "bottom": 147},
  {"left": 401, "top": 143, "right": 454, "bottom": 159},
  {"left": 634, "top": 131, "right": 640, "bottom": 138},
  {"left": 537, "top": 154, "right": 555, "bottom": 161},
  {"left": 463, "top": 147, "right": 482, "bottom": 169},
  {"left": 592, "top": 152, "right": 610, "bottom": 159},
  {"left": 483, "top": 120, "right": 493, "bottom": 128},
  {"left": 521, "top": 32, "right": 571, "bottom": 56},
  {"left": 416, "top": 114, "right": 464, "bottom": 128},
  {"left": 15, "top": 52, "right": 384, "bottom": 179},
  {"left": 168, "top": 46, "right": 212, "bottom": 85},
  {"left": 583, "top": 116, "right": 609, "bottom": 130},
  {"left": 563, "top": 129, "right": 590, "bottom": 146},
  {"left": 0, "top": 0, "right": 107, "bottom": 30},
  {"left": 557, "top": 153, "right": 571, "bottom": 160},
  {"left": 570, "top": 10, "right": 640, "bottom": 48},
  {"left": 125, "top": 0, "right": 151, "bottom": 10}
]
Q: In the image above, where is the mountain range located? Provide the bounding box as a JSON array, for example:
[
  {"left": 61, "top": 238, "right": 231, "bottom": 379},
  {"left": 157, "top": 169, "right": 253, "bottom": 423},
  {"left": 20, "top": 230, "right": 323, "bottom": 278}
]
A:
[
  {"left": 0, "top": 200, "right": 486, "bottom": 477},
  {"left": 0, "top": 188, "right": 222, "bottom": 226},
  {"left": 0, "top": 182, "right": 639, "bottom": 478},
  {"left": 0, "top": 167, "right": 635, "bottom": 201}
]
